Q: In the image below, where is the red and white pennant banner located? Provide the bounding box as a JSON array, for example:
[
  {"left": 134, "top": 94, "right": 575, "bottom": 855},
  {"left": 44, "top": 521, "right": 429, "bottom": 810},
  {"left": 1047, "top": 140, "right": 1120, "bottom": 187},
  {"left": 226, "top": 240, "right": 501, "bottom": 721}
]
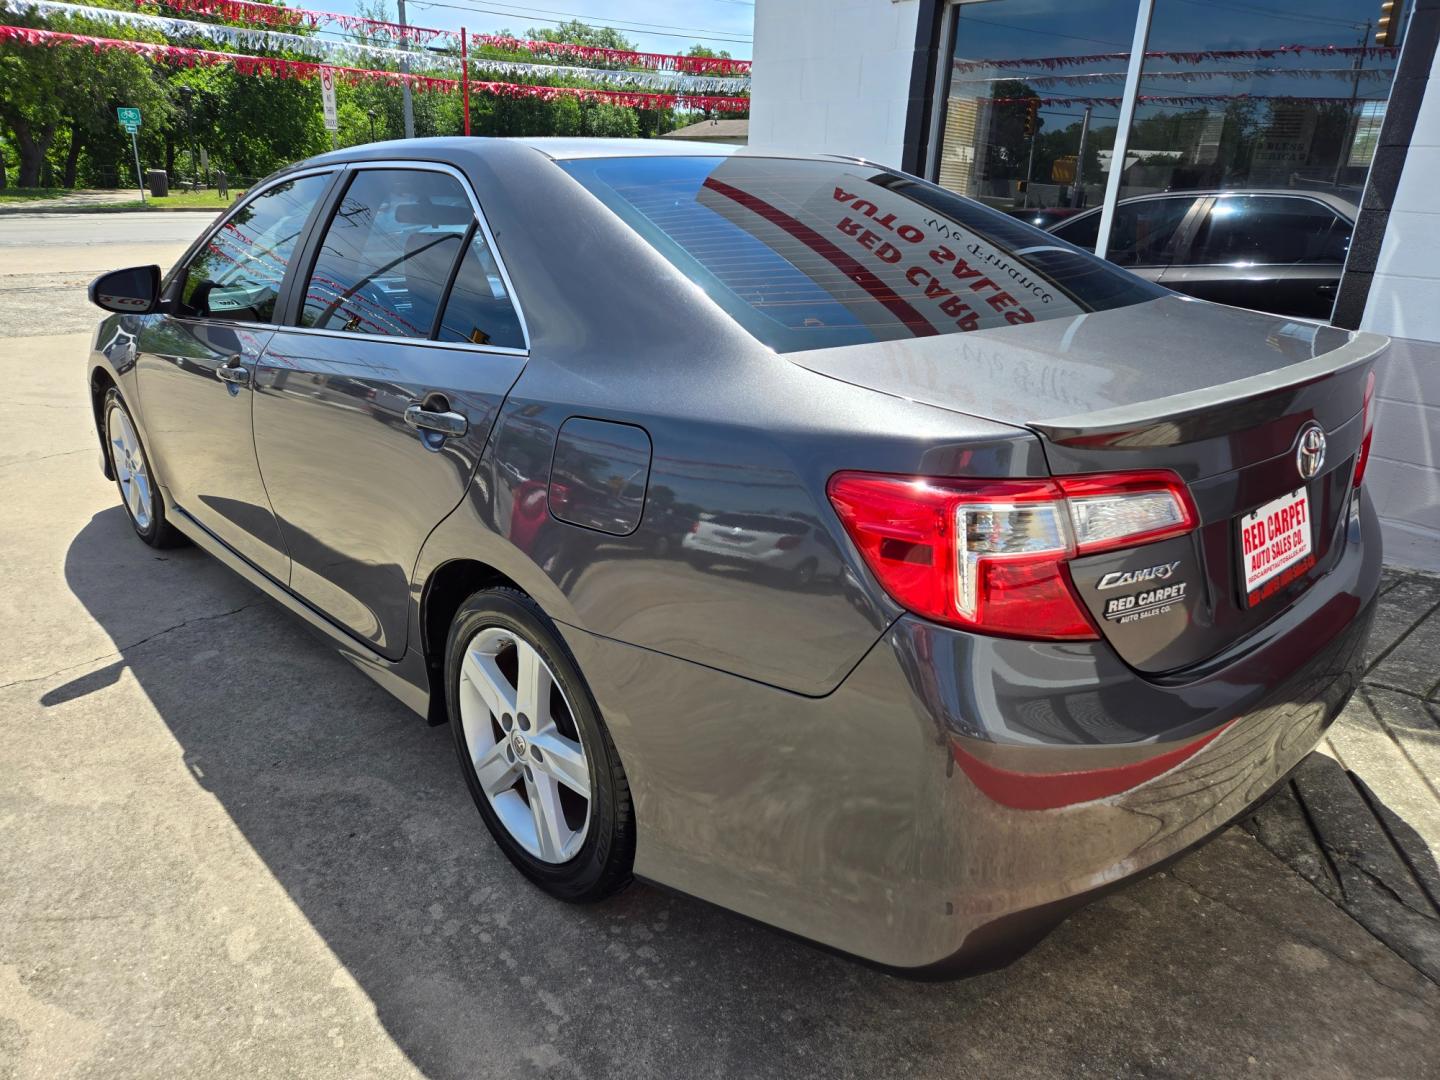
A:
[
  {"left": 953, "top": 44, "right": 1399, "bottom": 73},
  {"left": 0, "top": 23, "right": 751, "bottom": 109},
  {"left": 125, "top": 0, "right": 752, "bottom": 74},
  {"left": 8, "top": 0, "right": 750, "bottom": 92},
  {"left": 470, "top": 34, "right": 750, "bottom": 76}
]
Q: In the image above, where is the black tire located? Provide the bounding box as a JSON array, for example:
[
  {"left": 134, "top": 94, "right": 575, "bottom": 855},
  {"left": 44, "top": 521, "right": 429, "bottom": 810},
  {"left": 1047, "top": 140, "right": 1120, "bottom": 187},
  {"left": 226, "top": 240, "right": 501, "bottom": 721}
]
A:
[
  {"left": 445, "top": 587, "right": 635, "bottom": 902},
  {"left": 102, "top": 388, "right": 188, "bottom": 549}
]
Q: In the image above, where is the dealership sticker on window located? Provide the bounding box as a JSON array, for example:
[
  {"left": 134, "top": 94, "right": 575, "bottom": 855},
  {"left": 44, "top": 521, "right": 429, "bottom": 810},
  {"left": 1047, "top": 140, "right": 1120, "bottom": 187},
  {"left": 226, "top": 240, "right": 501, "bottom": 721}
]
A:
[{"left": 1240, "top": 487, "right": 1313, "bottom": 604}]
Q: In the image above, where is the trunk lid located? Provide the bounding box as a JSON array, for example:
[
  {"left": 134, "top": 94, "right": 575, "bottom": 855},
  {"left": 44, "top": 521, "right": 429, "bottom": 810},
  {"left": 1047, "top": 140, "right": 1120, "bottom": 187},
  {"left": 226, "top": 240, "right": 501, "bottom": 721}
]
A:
[{"left": 788, "top": 296, "right": 1386, "bottom": 672}]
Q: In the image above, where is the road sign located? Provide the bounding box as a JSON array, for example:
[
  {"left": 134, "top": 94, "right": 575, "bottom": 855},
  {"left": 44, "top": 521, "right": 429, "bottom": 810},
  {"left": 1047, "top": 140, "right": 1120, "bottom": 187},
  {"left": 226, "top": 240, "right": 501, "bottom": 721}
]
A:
[
  {"left": 320, "top": 68, "right": 338, "bottom": 132},
  {"left": 117, "top": 108, "right": 145, "bottom": 204}
]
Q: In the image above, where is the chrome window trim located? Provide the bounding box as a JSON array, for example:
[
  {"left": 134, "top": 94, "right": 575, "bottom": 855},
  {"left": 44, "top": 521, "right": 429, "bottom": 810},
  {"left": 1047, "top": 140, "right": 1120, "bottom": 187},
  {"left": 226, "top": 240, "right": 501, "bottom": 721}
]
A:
[
  {"left": 166, "top": 159, "right": 532, "bottom": 359},
  {"left": 292, "top": 158, "right": 532, "bottom": 356},
  {"left": 163, "top": 164, "right": 339, "bottom": 306}
]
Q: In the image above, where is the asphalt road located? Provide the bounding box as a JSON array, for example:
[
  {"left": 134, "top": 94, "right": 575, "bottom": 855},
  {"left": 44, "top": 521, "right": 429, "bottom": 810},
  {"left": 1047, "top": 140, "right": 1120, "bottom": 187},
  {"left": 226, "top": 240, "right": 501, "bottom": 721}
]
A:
[
  {"left": 0, "top": 212, "right": 209, "bottom": 338},
  {"left": 1, "top": 212, "right": 1437, "bottom": 1079}
]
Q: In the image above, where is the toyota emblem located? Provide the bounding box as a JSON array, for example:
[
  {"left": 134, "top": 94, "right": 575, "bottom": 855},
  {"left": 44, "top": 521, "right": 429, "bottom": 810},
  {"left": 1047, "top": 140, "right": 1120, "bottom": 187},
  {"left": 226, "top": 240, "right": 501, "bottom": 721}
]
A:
[{"left": 1295, "top": 422, "right": 1327, "bottom": 480}]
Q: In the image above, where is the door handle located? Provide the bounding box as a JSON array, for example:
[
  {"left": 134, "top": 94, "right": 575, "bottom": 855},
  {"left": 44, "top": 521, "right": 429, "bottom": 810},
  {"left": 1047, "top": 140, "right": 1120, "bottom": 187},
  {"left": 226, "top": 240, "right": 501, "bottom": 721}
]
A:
[
  {"left": 215, "top": 355, "right": 249, "bottom": 385},
  {"left": 404, "top": 403, "right": 468, "bottom": 438}
]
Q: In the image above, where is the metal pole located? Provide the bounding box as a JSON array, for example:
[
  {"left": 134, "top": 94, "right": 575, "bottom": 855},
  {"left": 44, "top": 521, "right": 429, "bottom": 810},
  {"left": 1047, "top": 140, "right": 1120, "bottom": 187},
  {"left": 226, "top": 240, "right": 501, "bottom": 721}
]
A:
[
  {"left": 1333, "top": 21, "right": 1371, "bottom": 187},
  {"left": 130, "top": 130, "right": 145, "bottom": 203},
  {"left": 1074, "top": 105, "right": 1092, "bottom": 208},
  {"left": 461, "top": 27, "right": 471, "bottom": 136},
  {"left": 1095, "top": 0, "right": 1154, "bottom": 260},
  {"left": 1023, "top": 130, "right": 1036, "bottom": 209},
  {"left": 397, "top": 0, "right": 415, "bottom": 138}
]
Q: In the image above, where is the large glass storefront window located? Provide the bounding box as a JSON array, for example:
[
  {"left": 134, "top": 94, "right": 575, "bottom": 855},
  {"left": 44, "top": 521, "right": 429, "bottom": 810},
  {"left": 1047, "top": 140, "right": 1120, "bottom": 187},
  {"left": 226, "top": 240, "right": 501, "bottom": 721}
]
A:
[
  {"left": 936, "top": 0, "right": 1140, "bottom": 219},
  {"left": 1120, "top": 2, "right": 1401, "bottom": 202},
  {"left": 934, "top": 0, "right": 1404, "bottom": 263}
]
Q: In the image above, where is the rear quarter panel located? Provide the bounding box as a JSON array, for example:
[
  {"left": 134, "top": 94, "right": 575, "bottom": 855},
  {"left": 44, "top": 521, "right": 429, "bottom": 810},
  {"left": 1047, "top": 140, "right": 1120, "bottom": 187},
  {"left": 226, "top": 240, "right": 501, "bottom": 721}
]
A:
[{"left": 412, "top": 142, "right": 1048, "bottom": 695}]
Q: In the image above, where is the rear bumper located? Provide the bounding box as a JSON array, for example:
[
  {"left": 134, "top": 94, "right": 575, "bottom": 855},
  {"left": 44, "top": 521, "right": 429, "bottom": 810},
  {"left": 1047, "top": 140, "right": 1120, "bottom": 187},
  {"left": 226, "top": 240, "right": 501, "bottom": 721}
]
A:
[{"left": 559, "top": 491, "right": 1381, "bottom": 974}]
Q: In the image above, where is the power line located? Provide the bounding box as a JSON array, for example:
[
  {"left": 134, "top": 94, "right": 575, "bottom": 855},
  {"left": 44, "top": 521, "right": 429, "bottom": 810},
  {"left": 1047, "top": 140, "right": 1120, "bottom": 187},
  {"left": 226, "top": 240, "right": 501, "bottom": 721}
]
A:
[
  {"left": 411, "top": 2, "right": 752, "bottom": 45},
  {"left": 1171, "top": 0, "right": 1364, "bottom": 29},
  {"left": 411, "top": 0, "right": 752, "bottom": 40}
]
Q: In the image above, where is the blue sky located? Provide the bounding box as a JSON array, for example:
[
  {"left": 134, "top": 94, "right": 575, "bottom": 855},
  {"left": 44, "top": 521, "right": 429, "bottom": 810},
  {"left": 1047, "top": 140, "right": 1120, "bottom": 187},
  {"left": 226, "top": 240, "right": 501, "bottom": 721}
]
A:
[{"left": 350, "top": 0, "right": 756, "bottom": 59}]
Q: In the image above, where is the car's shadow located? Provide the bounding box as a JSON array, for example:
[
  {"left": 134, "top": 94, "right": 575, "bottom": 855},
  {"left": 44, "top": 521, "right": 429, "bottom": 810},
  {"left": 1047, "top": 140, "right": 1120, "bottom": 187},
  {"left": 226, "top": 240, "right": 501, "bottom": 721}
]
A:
[{"left": 46, "top": 508, "right": 1440, "bottom": 1079}]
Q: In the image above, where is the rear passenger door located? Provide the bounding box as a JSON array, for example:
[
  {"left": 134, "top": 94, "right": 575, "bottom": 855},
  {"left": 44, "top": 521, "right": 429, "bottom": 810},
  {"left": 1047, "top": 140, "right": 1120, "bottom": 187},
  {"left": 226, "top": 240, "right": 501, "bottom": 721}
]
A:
[
  {"left": 252, "top": 163, "right": 528, "bottom": 657},
  {"left": 1162, "top": 194, "right": 1351, "bottom": 318}
]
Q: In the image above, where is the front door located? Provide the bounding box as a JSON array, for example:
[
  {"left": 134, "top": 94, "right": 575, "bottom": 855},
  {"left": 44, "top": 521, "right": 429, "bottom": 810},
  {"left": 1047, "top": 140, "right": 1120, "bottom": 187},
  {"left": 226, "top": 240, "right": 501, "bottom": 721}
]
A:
[
  {"left": 135, "top": 172, "right": 335, "bottom": 581},
  {"left": 253, "top": 165, "right": 528, "bottom": 657}
]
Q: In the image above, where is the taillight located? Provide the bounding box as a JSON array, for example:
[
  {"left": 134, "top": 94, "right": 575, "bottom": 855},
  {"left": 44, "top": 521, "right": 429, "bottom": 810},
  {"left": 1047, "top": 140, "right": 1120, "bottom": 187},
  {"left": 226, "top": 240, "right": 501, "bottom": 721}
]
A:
[
  {"left": 775, "top": 534, "right": 802, "bottom": 550},
  {"left": 826, "top": 470, "right": 1197, "bottom": 641},
  {"left": 1353, "top": 369, "right": 1376, "bottom": 488}
]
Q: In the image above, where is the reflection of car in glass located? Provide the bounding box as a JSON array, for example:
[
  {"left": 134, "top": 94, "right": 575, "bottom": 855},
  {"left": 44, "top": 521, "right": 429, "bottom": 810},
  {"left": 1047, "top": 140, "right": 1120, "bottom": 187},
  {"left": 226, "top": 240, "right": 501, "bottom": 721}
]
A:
[
  {"left": 1047, "top": 190, "right": 1356, "bottom": 319},
  {"left": 86, "top": 141, "right": 1383, "bottom": 978},
  {"left": 1005, "top": 207, "right": 1083, "bottom": 229},
  {"left": 682, "top": 512, "right": 830, "bottom": 585}
]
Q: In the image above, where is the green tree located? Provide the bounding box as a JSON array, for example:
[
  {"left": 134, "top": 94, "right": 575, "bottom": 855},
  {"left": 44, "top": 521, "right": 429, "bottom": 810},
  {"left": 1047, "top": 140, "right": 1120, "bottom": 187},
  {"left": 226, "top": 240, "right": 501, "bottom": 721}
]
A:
[
  {"left": 526, "top": 19, "right": 635, "bottom": 51},
  {"left": 0, "top": 8, "right": 171, "bottom": 187}
]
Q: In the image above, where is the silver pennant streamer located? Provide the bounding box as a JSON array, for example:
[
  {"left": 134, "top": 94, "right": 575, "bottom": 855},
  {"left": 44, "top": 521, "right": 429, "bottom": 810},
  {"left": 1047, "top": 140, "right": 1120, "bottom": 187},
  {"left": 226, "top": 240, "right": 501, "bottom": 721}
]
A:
[{"left": 4, "top": 0, "right": 750, "bottom": 93}]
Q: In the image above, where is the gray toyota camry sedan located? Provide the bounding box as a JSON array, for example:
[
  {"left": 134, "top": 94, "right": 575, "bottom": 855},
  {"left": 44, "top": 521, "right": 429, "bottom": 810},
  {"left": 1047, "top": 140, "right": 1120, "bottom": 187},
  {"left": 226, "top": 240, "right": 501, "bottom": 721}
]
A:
[{"left": 86, "top": 138, "right": 1383, "bottom": 976}]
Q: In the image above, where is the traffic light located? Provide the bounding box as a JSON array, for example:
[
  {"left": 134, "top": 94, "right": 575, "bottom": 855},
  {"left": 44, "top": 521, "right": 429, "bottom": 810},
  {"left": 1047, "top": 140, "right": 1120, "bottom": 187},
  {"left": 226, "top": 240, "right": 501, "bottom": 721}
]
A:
[
  {"left": 1024, "top": 99, "right": 1039, "bottom": 138},
  {"left": 1376, "top": 0, "right": 1405, "bottom": 46}
]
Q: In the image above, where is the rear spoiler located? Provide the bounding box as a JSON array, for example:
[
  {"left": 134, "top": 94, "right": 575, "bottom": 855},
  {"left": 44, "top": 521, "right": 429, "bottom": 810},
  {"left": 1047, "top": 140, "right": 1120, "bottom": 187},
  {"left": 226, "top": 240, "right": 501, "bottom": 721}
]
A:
[{"left": 1030, "top": 331, "right": 1388, "bottom": 449}]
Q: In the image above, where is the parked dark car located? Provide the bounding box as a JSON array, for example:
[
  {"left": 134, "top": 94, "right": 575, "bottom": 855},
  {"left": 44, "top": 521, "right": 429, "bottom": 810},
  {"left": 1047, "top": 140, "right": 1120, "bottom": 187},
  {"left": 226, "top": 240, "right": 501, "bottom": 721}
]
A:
[
  {"left": 86, "top": 140, "right": 1383, "bottom": 977},
  {"left": 1047, "top": 189, "right": 1356, "bottom": 319},
  {"left": 1005, "top": 206, "right": 1084, "bottom": 229}
]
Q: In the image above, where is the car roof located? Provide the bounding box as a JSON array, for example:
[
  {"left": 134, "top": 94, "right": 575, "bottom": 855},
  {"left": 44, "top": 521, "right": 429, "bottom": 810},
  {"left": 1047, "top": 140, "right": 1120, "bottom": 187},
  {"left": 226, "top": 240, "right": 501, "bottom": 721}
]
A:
[
  {"left": 506, "top": 137, "right": 745, "bottom": 160},
  {"left": 296, "top": 135, "right": 875, "bottom": 168},
  {"left": 1092, "top": 188, "right": 1359, "bottom": 216}
]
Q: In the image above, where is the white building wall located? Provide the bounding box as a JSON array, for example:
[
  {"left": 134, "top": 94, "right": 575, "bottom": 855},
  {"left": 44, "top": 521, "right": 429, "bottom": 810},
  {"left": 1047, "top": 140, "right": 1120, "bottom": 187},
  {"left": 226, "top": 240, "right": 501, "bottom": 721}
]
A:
[
  {"left": 1360, "top": 44, "right": 1440, "bottom": 572},
  {"left": 749, "top": 0, "right": 920, "bottom": 167}
]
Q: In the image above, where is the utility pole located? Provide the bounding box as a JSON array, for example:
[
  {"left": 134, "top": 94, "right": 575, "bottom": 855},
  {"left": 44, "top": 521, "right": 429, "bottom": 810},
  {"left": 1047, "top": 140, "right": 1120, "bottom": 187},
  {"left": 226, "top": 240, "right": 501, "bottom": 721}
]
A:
[
  {"left": 397, "top": 0, "right": 415, "bottom": 138},
  {"left": 1333, "top": 20, "right": 1373, "bottom": 186},
  {"left": 1074, "top": 105, "right": 1092, "bottom": 207}
]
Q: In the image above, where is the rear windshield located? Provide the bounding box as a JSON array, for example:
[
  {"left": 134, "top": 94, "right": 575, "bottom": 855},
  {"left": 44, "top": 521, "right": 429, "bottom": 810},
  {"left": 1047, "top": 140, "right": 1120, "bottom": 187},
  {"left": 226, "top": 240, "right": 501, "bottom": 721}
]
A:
[{"left": 559, "top": 155, "right": 1165, "bottom": 353}]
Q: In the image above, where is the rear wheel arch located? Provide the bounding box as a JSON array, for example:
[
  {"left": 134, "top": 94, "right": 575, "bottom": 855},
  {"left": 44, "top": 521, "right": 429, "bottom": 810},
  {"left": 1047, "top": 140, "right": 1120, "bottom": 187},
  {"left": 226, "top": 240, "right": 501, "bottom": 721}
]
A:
[{"left": 420, "top": 558, "right": 526, "bottom": 720}]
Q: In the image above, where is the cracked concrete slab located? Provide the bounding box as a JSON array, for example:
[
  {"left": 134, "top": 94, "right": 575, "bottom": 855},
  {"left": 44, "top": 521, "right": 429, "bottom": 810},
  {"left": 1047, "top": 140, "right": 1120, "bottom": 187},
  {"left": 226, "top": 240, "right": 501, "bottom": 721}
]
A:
[{"left": 2, "top": 213, "right": 1438, "bottom": 1079}]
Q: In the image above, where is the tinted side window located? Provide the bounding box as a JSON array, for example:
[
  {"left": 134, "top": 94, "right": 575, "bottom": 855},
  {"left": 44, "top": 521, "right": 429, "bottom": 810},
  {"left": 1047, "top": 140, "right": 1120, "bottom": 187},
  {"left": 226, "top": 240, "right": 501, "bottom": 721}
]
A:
[
  {"left": 301, "top": 169, "right": 473, "bottom": 337},
  {"left": 1051, "top": 210, "right": 1100, "bottom": 251},
  {"left": 1106, "top": 198, "right": 1193, "bottom": 267},
  {"left": 1187, "top": 197, "right": 1351, "bottom": 265},
  {"left": 179, "top": 174, "right": 330, "bottom": 322},
  {"left": 435, "top": 231, "right": 525, "bottom": 348}
]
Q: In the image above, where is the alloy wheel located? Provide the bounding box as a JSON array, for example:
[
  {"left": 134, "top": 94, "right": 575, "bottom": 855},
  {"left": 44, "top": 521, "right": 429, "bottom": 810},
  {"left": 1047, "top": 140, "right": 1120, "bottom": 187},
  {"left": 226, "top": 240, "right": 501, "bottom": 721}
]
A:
[
  {"left": 458, "top": 626, "right": 592, "bottom": 863},
  {"left": 108, "top": 406, "right": 152, "bottom": 531}
]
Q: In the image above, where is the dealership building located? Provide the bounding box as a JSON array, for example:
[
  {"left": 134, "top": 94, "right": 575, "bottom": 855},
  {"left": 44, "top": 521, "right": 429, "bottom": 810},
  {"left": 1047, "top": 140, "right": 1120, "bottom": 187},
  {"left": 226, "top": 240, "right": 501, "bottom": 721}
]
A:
[{"left": 749, "top": 0, "right": 1440, "bottom": 570}]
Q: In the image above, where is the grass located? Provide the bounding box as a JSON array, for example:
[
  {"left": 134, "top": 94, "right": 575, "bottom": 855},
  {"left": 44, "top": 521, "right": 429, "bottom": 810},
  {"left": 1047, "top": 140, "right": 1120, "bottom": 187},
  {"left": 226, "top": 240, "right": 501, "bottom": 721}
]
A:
[
  {"left": 0, "top": 187, "right": 236, "bottom": 211},
  {"left": 0, "top": 187, "right": 68, "bottom": 204},
  {"left": 105, "top": 188, "right": 236, "bottom": 211}
]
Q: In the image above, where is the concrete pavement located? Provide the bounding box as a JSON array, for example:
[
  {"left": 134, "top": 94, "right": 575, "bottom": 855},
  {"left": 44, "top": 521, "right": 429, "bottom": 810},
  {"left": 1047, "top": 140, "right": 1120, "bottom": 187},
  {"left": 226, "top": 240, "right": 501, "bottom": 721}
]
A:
[
  {"left": 0, "top": 213, "right": 207, "bottom": 338},
  {"left": 1, "top": 213, "right": 1437, "bottom": 1079}
]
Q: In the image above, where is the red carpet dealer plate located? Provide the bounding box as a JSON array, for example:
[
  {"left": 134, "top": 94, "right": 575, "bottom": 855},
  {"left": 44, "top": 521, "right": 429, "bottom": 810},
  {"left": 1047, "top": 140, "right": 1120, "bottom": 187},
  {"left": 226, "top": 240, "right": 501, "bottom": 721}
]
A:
[{"left": 1240, "top": 487, "right": 1314, "bottom": 605}]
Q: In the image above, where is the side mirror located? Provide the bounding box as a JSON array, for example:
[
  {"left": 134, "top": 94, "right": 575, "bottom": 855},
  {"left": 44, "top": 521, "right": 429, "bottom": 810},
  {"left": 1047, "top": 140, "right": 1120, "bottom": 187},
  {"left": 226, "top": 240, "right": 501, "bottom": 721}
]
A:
[{"left": 89, "top": 265, "right": 162, "bottom": 315}]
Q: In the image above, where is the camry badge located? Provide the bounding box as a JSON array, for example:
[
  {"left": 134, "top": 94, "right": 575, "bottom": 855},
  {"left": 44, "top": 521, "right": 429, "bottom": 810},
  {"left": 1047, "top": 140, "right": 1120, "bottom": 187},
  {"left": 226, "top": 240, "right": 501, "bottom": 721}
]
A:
[
  {"left": 1097, "top": 561, "right": 1182, "bottom": 590},
  {"left": 1296, "top": 423, "right": 1326, "bottom": 481}
]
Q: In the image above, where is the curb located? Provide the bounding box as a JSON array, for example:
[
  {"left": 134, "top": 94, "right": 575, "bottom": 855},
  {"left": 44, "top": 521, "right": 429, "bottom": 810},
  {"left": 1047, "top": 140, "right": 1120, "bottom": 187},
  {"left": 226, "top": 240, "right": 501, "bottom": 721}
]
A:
[{"left": 0, "top": 204, "right": 230, "bottom": 217}]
